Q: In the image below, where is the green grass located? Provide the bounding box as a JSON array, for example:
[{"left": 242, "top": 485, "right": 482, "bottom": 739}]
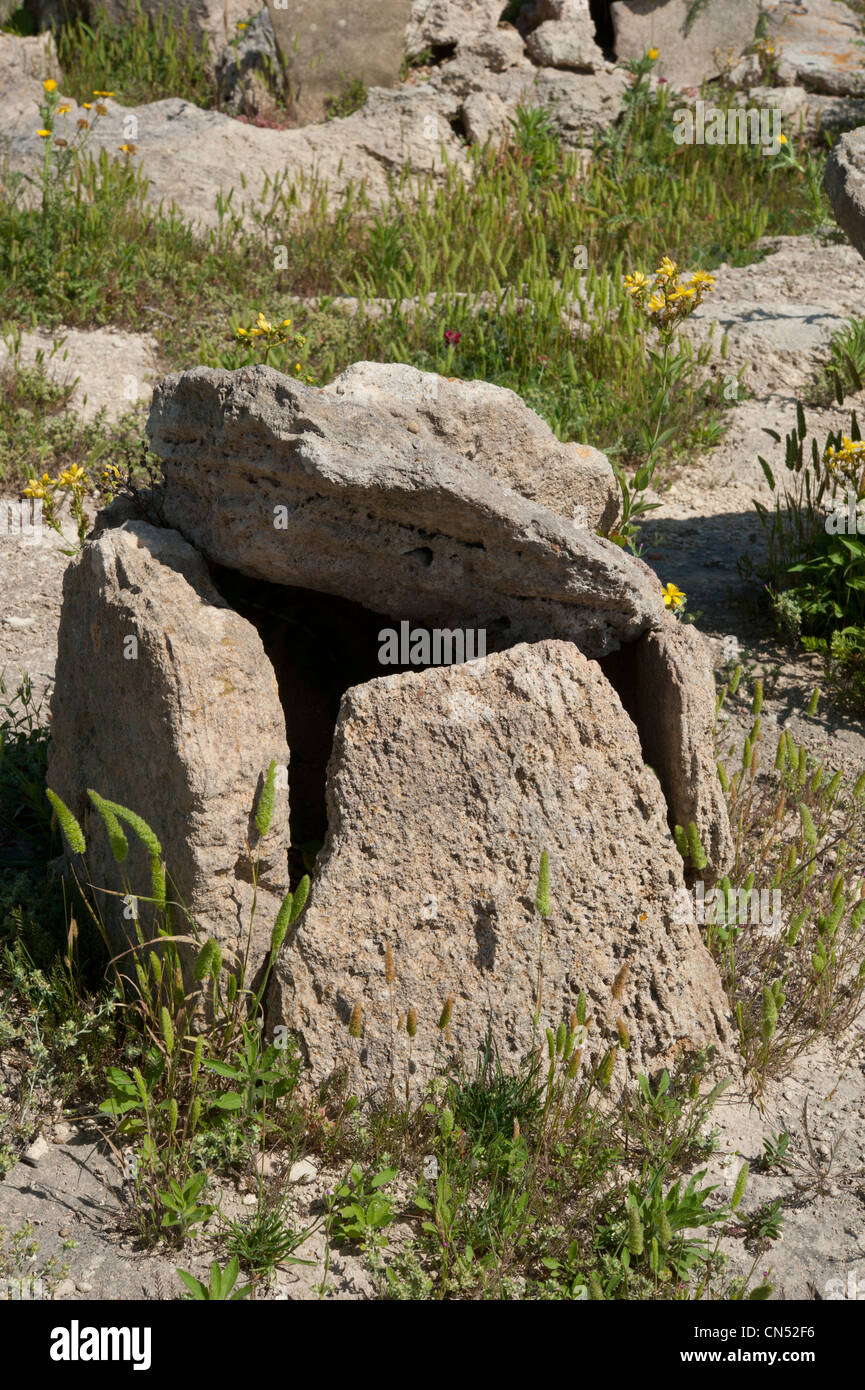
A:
[
  {"left": 0, "top": 71, "right": 841, "bottom": 480},
  {"left": 0, "top": 342, "right": 146, "bottom": 491},
  {"left": 55, "top": 2, "right": 216, "bottom": 110},
  {"left": 2, "top": 682, "right": 851, "bottom": 1299}
]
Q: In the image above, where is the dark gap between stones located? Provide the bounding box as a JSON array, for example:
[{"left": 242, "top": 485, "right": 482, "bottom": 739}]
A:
[
  {"left": 208, "top": 564, "right": 514, "bottom": 874},
  {"left": 590, "top": 0, "right": 616, "bottom": 60},
  {"left": 210, "top": 567, "right": 664, "bottom": 882}
]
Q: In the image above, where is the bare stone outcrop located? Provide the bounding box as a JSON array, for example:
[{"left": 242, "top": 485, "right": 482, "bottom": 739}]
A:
[
  {"left": 0, "top": 77, "right": 468, "bottom": 230},
  {"left": 0, "top": 30, "right": 60, "bottom": 88},
  {"left": 766, "top": 0, "right": 865, "bottom": 97},
  {"left": 47, "top": 522, "right": 291, "bottom": 985},
  {"left": 270, "top": 640, "right": 737, "bottom": 1092},
  {"left": 825, "top": 126, "right": 865, "bottom": 261},
  {"left": 525, "top": 18, "right": 605, "bottom": 72},
  {"left": 405, "top": 0, "right": 505, "bottom": 59}
]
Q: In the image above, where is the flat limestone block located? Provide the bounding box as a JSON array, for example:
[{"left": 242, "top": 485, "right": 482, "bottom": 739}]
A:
[
  {"left": 610, "top": 0, "right": 760, "bottom": 89},
  {"left": 766, "top": 0, "right": 865, "bottom": 97},
  {"left": 267, "top": 0, "right": 413, "bottom": 124}
]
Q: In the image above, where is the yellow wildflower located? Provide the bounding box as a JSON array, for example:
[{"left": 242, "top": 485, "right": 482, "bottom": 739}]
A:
[
  {"left": 662, "top": 583, "right": 686, "bottom": 611},
  {"left": 648, "top": 47, "right": 659, "bottom": 61},
  {"left": 37, "top": 129, "right": 51, "bottom": 139},
  {"left": 83, "top": 102, "right": 92, "bottom": 109},
  {"left": 776, "top": 133, "right": 787, "bottom": 145},
  {"left": 689, "top": 269, "right": 715, "bottom": 290},
  {"left": 58, "top": 464, "right": 86, "bottom": 488},
  {"left": 647, "top": 293, "right": 665, "bottom": 313},
  {"left": 655, "top": 255, "right": 678, "bottom": 282},
  {"left": 92, "top": 90, "right": 115, "bottom": 97},
  {"left": 43, "top": 79, "right": 57, "bottom": 92},
  {"left": 623, "top": 270, "right": 648, "bottom": 296},
  {"left": 23, "top": 480, "right": 46, "bottom": 499},
  {"left": 57, "top": 105, "right": 71, "bottom": 115}
]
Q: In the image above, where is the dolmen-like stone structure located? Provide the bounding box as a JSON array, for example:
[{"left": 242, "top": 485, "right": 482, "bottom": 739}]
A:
[{"left": 48, "top": 361, "right": 736, "bottom": 1091}]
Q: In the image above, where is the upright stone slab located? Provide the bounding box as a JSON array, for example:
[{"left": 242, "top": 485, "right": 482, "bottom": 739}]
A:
[
  {"left": 610, "top": 0, "right": 759, "bottom": 89},
  {"left": 47, "top": 522, "right": 292, "bottom": 992},
  {"left": 271, "top": 641, "right": 737, "bottom": 1093},
  {"left": 267, "top": 0, "right": 413, "bottom": 125}
]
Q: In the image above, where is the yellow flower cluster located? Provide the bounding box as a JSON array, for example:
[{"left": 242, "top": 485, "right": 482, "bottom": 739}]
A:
[
  {"left": 23, "top": 464, "right": 93, "bottom": 547},
  {"left": 825, "top": 435, "right": 865, "bottom": 493},
  {"left": 236, "top": 311, "right": 295, "bottom": 341},
  {"left": 234, "top": 312, "right": 313, "bottom": 379},
  {"left": 624, "top": 258, "right": 715, "bottom": 329},
  {"left": 24, "top": 463, "right": 87, "bottom": 503}
]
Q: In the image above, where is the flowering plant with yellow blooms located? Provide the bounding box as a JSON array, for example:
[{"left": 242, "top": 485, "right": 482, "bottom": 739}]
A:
[
  {"left": 200, "top": 311, "right": 315, "bottom": 381},
  {"left": 23, "top": 463, "right": 90, "bottom": 548},
  {"left": 607, "top": 256, "right": 716, "bottom": 552}
]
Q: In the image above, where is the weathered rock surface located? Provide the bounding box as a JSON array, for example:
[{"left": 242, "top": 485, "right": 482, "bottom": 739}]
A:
[
  {"left": 268, "top": 0, "right": 412, "bottom": 124},
  {"left": 533, "top": 0, "right": 592, "bottom": 20},
  {"left": 47, "top": 522, "right": 291, "bottom": 986},
  {"left": 680, "top": 236, "right": 865, "bottom": 397},
  {"left": 0, "top": 30, "right": 60, "bottom": 89},
  {"left": 610, "top": 0, "right": 759, "bottom": 89},
  {"left": 271, "top": 640, "right": 737, "bottom": 1092},
  {"left": 730, "top": 83, "right": 865, "bottom": 137},
  {"left": 146, "top": 363, "right": 661, "bottom": 654},
  {"left": 0, "top": 80, "right": 467, "bottom": 228},
  {"left": 323, "top": 360, "right": 620, "bottom": 532},
  {"left": 405, "top": 0, "right": 505, "bottom": 59},
  {"left": 623, "top": 622, "right": 732, "bottom": 877},
  {"left": 825, "top": 126, "right": 865, "bottom": 260},
  {"left": 215, "top": 6, "right": 285, "bottom": 117},
  {"left": 766, "top": 0, "right": 865, "bottom": 96},
  {"left": 525, "top": 17, "right": 605, "bottom": 71},
  {"left": 459, "top": 26, "right": 527, "bottom": 72}
]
